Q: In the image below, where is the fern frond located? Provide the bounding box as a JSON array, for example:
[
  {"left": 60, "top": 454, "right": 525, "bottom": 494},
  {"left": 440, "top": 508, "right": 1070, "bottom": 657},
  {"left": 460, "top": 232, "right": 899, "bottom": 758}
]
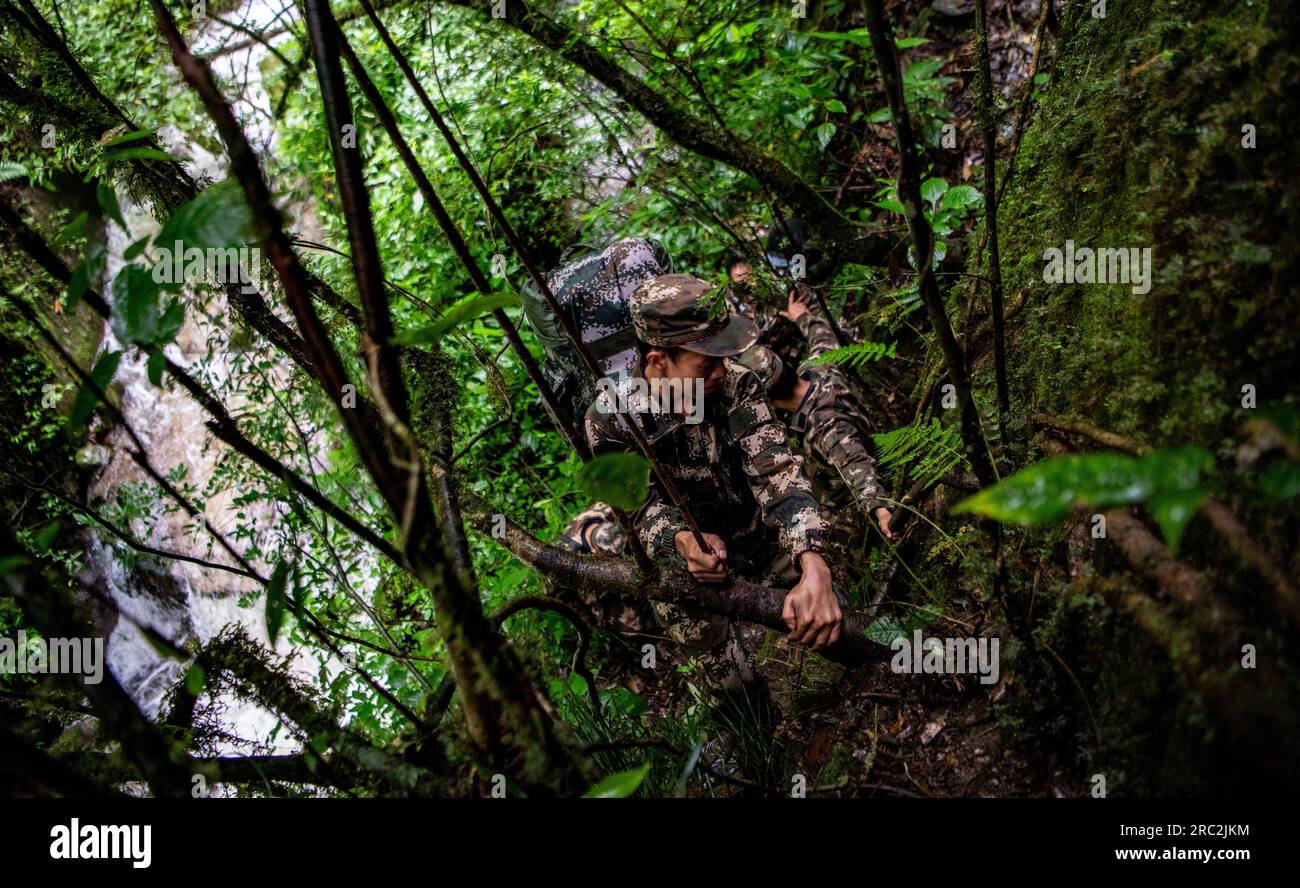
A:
[
  {"left": 872, "top": 417, "right": 969, "bottom": 488},
  {"left": 805, "top": 340, "right": 897, "bottom": 369}
]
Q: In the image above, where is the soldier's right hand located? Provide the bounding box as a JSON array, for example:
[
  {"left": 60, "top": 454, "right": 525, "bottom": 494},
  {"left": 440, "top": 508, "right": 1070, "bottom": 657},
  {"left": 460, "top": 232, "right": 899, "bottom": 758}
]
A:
[{"left": 675, "top": 531, "right": 729, "bottom": 583}]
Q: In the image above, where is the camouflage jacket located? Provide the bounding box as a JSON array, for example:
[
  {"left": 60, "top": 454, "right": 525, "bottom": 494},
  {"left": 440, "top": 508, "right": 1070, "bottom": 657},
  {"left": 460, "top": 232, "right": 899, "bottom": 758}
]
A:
[
  {"left": 584, "top": 364, "right": 825, "bottom": 568},
  {"left": 789, "top": 313, "right": 889, "bottom": 514}
]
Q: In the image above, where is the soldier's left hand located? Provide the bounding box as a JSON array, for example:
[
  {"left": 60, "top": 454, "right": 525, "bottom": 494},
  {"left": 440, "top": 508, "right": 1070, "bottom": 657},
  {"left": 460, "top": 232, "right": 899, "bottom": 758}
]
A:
[
  {"left": 875, "top": 507, "right": 896, "bottom": 541},
  {"left": 783, "top": 552, "right": 842, "bottom": 652},
  {"left": 779, "top": 288, "right": 810, "bottom": 322}
]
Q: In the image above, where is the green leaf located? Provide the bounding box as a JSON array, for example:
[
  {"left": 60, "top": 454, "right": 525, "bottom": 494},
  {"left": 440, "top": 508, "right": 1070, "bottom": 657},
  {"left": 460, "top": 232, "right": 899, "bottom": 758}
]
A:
[
  {"left": 155, "top": 178, "right": 256, "bottom": 252},
  {"left": 96, "top": 180, "right": 126, "bottom": 230},
  {"left": 807, "top": 28, "right": 873, "bottom": 48},
  {"left": 70, "top": 350, "right": 121, "bottom": 430},
  {"left": 939, "top": 184, "right": 983, "bottom": 212},
  {"left": 392, "top": 292, "right": 521, "bottom": 346},
  {"left": 952, "top": 448, "right": 1215, "bottom": 548},
  {"left": 103, "top": 146, "right": 173, "bottom": 163},
  {"left": 1259, "top": 460, "right": 1300, "bottom": 500},
  {"left": 863, "top": 606, "right": 941, "bottom": 646},
  {"left": 109, "top": 264, "right": 163, "bottom": 345},
  {"left": 823, "top": 98, "right": 847, "bottom": 114},
  {"left": 921, "top": 177, "right": 949, "bottom": 208},
  {"left": 582, "top": 762, "right": 651, "bottom": 798},
  {"left": 102, "top": 128, "right": 156, "bottom": 148},
  {"left": 579, "top": 452, "right": 650, "bottom": 511},
  {"left": 185, "top": 664, "right": 206, "bottom": 696},
  {"left": 123, "top": 236, "right": 150, "bottom": 261},
  {"left": 266, "top": 562, "right": 290, "bottom": 644},
  {"left": 905, "top": 58, "right": 948, "bottom": 83},
  {"left": 895, "top": 37, "right": 930, "bottom": 49},
  {"left": 32, "top": 520, "right": 62, "bottom": 553},
  {"left": 1146, "top": 487, "right": 1207, "bottom": 555},
  {"left": 146, "top": 346, "right": 166, "bottom": 387},
  {"left": 67, "top": 242, "right": 107, "bottom": 311},
  {"left": 814, "top": 122, "right": 836, "bottom": 151}
]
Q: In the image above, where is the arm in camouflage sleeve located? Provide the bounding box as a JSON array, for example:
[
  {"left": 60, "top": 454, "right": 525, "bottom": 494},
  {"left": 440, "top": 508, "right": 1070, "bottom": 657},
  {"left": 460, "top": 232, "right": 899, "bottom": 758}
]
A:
[
  {"left": 729, "top": 371, "right": 825, "bottom": 560},
  {"left": 583, "top": 394, "right": 686, "bottom": 558},
  {"left": 807, "top": 417, "right": 889, "bottom": 513},
  {"left": 795, "top": 308, "right": 841, "bottom": 361}
]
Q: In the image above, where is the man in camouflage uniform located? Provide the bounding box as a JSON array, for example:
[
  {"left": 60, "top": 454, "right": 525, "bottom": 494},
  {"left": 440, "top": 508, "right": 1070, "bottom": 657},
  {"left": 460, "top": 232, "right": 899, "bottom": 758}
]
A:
[
  {"left": 739, "top": 291, "right": 896, "bottom": 544},
  {"left": 584, "top": 274, "right": 843, "bottom": 700}
]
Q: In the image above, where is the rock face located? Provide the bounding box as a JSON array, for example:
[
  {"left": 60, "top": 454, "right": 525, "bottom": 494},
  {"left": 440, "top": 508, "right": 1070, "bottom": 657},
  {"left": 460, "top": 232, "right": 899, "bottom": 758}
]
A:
[{"left": 985, "top": 0, "right": 1300, "bottom": 794}]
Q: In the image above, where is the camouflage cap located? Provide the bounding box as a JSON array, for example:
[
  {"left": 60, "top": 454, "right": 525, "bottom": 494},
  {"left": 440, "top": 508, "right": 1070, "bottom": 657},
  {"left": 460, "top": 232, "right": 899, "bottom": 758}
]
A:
[
  {"left": 737, "top": 344, "right": 785, "bottom": 390},
  {"left": 630, "top": 274, "right": 759, "bottom": 357}
]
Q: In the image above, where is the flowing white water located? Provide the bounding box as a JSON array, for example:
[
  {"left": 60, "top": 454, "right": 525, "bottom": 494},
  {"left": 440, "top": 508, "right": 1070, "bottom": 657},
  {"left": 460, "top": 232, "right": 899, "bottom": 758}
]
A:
[{"left": 81, "top": 1, "right": 340, "bottom": 763}]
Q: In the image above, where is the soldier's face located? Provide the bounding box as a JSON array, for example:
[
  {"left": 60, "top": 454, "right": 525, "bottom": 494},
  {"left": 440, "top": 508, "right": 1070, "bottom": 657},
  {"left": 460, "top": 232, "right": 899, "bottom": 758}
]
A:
[{"left": 645, "top": 348, "right": 726, "bottom": 396}]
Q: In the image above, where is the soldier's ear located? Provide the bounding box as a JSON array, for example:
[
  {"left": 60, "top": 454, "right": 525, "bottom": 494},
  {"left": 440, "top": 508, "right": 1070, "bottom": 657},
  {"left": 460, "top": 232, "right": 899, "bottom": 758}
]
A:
[{"left": 643, "top": 348, "right": 667, "bottom": 374}]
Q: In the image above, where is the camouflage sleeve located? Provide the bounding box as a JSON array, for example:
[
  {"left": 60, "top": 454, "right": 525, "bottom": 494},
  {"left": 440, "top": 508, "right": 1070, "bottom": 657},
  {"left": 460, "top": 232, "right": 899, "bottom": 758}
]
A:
[
  {"left": 639, "top": 491, "right": 685, "bottom": 558},
  {"left": 795, "top": 310, "right": 841, "bottom": 361},
  {"left": 729, "top": 371, "right": 825, "bottom": 559},
  {"left": 807, "top": 417, "right": 888, "bottom": 513},
  {"left": 583, "top": 396, "right": 686, "bottom": 557}
]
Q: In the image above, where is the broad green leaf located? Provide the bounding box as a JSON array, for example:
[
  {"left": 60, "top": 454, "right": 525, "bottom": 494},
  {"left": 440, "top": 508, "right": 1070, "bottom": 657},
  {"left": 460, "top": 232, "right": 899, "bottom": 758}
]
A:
[
  {"left": 823, "top": 98, "right": 847, "bottom": 114},
  {"left": 70, "top": 349, "right": 121, "bottom": 430},
  {"left": 814, "top": 122, "right": 837, "bottom": 151},
  {"left": 185, "top": 664, "right": 206, "bottom": 696},
  {"left": 905, "top": 58, "right": 948, "bottom": 83},
  {"left": 1146, "top": 487, "right": 1207, "bottom": 555},
  {"left": 32, "top": 520, "right": 61, "bottom": 553},
  {"left": 266, "top": 562, "right": 290, "bottom": 644},
  {"left": 579, "top": 452, "right": 650, "bottom": 512},
  {"left": 123, "top": 236, "right": 150, "bottom": 261},
  {"left": 392, "top": 292, "right": 520, "bottom": 346},
  {"left": 67, "top": 242, "right": 107, "bottom": 311},
  {"left": 807, "top": 28, "right": 873, "bottom": 48},
  {"left": 895, "top": 37, "right": 930, "bottom": 49},
  {"left": 104, "top": 146, "right": 173, "bottom": 163},
  {"left": 939, "top": 184, "right": 983, "bottom": 212},
  {"left": 582, "top": 762, "right": 651, "bottom": 798},
  {"left": 109, "top": 264, "right": 163, "bottom": 345},
  {"left": 146, "top": 346, "right": 166, "bottom": 387},
  {"left": 921, "top": 177, "right": 949, "bottom": 208},
  {"left": 952, "top": 448, "right": 1215, "bottom": 548},
  {"left": 97, "top": 180, "right": 126, "bottom": 230},
  {"left": 156, "top": 178, "right": 256, "bottom": 252},
  {"left": 864, "top": 606, "right": 941, "bottom": 646}
]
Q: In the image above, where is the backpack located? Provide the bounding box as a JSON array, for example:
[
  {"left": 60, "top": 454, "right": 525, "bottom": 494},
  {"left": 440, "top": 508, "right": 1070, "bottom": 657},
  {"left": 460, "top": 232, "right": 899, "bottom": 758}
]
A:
[{"left": 521, "top": 237, "right": 672, "bottom": 437}]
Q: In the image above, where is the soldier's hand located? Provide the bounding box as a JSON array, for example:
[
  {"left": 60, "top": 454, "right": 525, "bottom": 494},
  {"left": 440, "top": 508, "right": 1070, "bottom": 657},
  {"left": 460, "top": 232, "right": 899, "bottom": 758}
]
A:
[
  {"left": 875, "top": 507, "right": 897, "bottom": 542},
  {"left": 783, "top": 552, "right": 841, "bottom": 652},
  {"left": 675, "top": 531, "right": 729, "bottom": 583},
  {"left": 779, "top": 287, "right": 810, "bottom": 322}
]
